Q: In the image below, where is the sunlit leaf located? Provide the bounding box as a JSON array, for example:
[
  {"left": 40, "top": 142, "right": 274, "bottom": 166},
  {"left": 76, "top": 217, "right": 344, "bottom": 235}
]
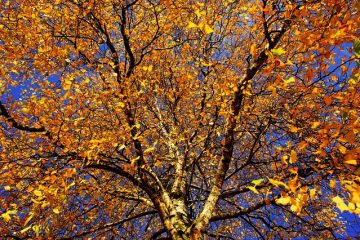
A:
[
  {"left": 20, "top": 226, "right": 32, "bottom": 233},
  {"left": 289, "top": 150, "right": 297, "bottom": 164},
  {"left": 276, "top": 196, "right": 291, "bottom": 205},
  {"left": 271, "top": 47, "right": 286, "bottom": 56},
  {"left": 187, "top": 21, "right": 198, "bottom": 29},
  {"left": 268, "top": 178, "right": 289, "bottom": 189},
  {"left": 344, "top": 160, "right": 357, "bottom": 165},
  {"left": 248, "top": 186, "right": 259, "bottom": 194},
  {"left": 251, "top": 178, "right": 264, "bottom": 186},
  {"left": 332, "top": 196, "right": 349, "bottom": 212},
  {"left": 204, "top": 24, "right": 214, "bottom": 34}
]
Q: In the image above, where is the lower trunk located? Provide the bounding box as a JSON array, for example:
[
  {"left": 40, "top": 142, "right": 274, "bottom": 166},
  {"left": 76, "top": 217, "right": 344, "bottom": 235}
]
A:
[{"left": 166, "top": 226, "right": 204, "bottom": 240}]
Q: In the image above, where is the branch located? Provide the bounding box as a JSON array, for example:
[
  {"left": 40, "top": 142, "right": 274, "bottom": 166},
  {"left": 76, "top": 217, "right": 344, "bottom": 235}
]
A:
[
  {"left": 0, "top": 101, "right": 46, "bottom": 133},
  {"left": 120, "top": 6, "right": 136, "bottom": 77},
  {"left": 61, "top": 210, "right": 157, "bottom": 239},
  {"left": 210, "top": 198, "right": 276, "bottom": 222},
  {"left": 190, "top": 19, "right": 291, "bottom": 237},
  {"left": 86, "top": 163, "right": 148, "bottom": 193}
]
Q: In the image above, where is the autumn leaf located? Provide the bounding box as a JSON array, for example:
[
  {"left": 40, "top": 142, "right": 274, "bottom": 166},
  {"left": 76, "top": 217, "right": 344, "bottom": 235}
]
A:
[
  {"left": 1, "top": 209, "right": 17, "bottom": 222},
  {"left": 338, "top": 144, "right": 347, "bottom": 154},
  {"left": 284, "top": 77, "right": 295, "bottom": 84},
  {"left": 117, "top": 102, "right": 125, "bottom": 108},
  {"left": 248, "top": 186, "right": 259, "bottom": 194},
  {"left": 289, "top": 150, "right": 297, "bottom": 164},
  {"left": 329, "top": 179, "right": 337, "bottom": 188},
  {"left": 41, "top": 5, "right": 53, "bottom": 14},
  {"left": 204, "top": 24, "right": 214, "bottom": 34},
  {"left": 288, "top": 177, "right": 298, "bottom": 192},
  {"left": 20, "top": 226, "right": 32, "bottom": 233},
  {"left": 251, "top": 178, "right": 264, "bottom": 186},
  {"left": 298, "top": 141, "right": 308, "bottom": 150},
  {"left": 332, "top": 196, "right": 349, "bottom": 212},
  {"left": 271, "top": 47, "right": 286, "bottom": 56},
  {"left": 268, "top": 178, "right": 289, "bottom": 190},
  {"left": 311, "top": 122, "right": 321, "bottom": 128},
  {"left": 276, "top": 196, "right": 291, "bottom": 205},
  {"left": 324, "top": 96, "right": 332, "bottom": 105},
  {"left": 143, "top": 65, "right": 153, "bottom": 71},
  {"left": 344, "top": 160, "right": 357, "bottom": 165},
  {"left": 34, "top": 190, "right": 42, "bottom": 197},
  {"left": 187, "top": 21, "right": 198, "bottom": 29},
  {"left": 195, "top": 10, "right": 206, "bottom": 17},
  {"left": 250, "top": 43, "right": 257, "bottom": 55},
  {"left": 0, "top": 0, "right": 359, "bottom": 238},
  {"left": 309, "top": 188, "right": 316, "bottom": 200},
  {"left": 289, "top": 125, "right": 299, "bottom": 133}
]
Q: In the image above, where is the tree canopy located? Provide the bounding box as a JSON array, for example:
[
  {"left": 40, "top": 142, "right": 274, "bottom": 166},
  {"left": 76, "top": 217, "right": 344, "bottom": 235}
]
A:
[{"left": 1, "top": 0, "right": 359, "bottom": 239}]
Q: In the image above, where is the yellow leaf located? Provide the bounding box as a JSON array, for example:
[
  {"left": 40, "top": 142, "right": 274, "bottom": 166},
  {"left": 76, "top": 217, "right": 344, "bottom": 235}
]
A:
[
  {"left": 20, "top": 226, "right": 32, "bottom": 233},
  {"left": 41, "top": 6, "right": 53, "bottom": 14},
  {"left": 1, "top": 209, "right": 17, "bottom": 222},
  {"left": 329, "top": 179, "right": 336, "bottom": 188},
  {"left": 310, "top": 188, "right": 316, "bottom": 200},
  {"left": 195, "top": 9, "right": 206, "bottom": 17},
  {"left": 268, "top": 178, "right": 289, "bottom": 189},
  {"left": 142, "top": 65, "right": 153, "bottom": 71},
  {"left": 281, "top": 155, "right": 288, "bottom": 165},
  {"left": 187, "top": 21, "right": 198, "bottom": 29},
  {"left": 4, "top": 185, "right": 10, "bottom": 191},
  {"left": 248, "top": 186, "right": 259, "bottom": 194},
  {"left": 1, "top": 212, "right": 11, "bottom": 222},
  {"left": 271, "top": 47, "right": 286, "bottom": 56},
  {"left": 286, "top": 59, "right": 294, "bottom": 65},
  {"left": 66, "top": 182, "right": 75, "bottom": 190},
  {"left": 22, "top": 107, "right": 30, "bottom": 113},
  {"left": 289, "top": 150, "right": 297, "bottom": 164},
  {"left": 34, "top": 190, "right": 42, "bottom": 197},
  {"left": 311, "top": 122, "right": 321, "bottom": 128},
  {"left": 118, "top": 144, "right": 126, "bottom": 150},
  {"left": 117, "top": 102, "right": 125, "bottom": 108},
  {"left": 344, "top": 160, "right": 357, "bottom": 165},
  {"left": 33, "top": 225, "right": 40, "bottom": 234},
  {"left": 53, "top": 208, "right": 60, "bottom": 214},
  {"left": 250, "top": 43, "right": 257, "bottom": 55},
  {"left": 338, "top": 145, "right": 347, "bottom": 154},
  {"left": 332, "top": 196, "right": 349, "bottom": 212},
  {"left": 31, "top": 198, "right": 42, "bottom": 204},
  {"left": 204, "top": 24, "right": 214, "bottom": 34},
  {"left": 290, "top": 203, "right": 301, "bottom": 213},
  {"left": 284, "top": 77, "right": 295, "bottom": 84},
  {"left": 290, "top": 125, "right": 299, "bottom": 133},
  {"left": 144, "top": 146, "right": 155, "bottom": 154},
  {"left": 251, "top": 178, "right": 264, "bottom": 186},
  {"left": 276, "top": 196, "right": 291, "bottom": 205}
]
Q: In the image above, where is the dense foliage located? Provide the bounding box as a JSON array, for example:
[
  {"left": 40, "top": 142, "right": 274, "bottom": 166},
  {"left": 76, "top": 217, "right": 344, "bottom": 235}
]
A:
[{"left": 1, "top": 0, "right": 359, "bottom": 239}]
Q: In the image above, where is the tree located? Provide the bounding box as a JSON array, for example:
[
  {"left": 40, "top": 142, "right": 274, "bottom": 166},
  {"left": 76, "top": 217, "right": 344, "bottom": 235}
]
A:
[{"left": 0, "top": 0, "right": 359, "bottom": 239}]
